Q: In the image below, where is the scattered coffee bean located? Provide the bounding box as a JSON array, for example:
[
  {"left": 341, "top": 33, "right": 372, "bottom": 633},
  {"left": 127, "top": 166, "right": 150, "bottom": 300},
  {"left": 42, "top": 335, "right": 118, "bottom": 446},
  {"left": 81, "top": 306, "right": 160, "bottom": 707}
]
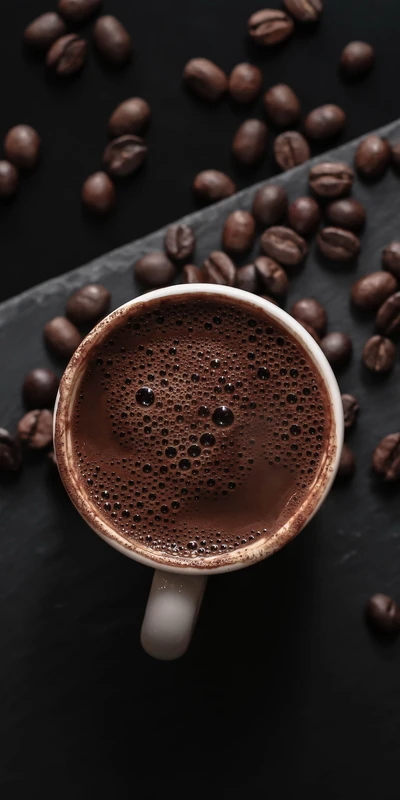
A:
[
  {"left": 165, "top": 224, "right": 195, "bottom": 262},
  {"left": 283, "top": 0, "right": 323, "bottom": 23},
  {"left": 340, "top": 41, "right": 375, "bottom": 79},
  {"left": 262, "top": 295, "right": 279, "bottom": 307},
  {"left": 320, "top": 332, "right": 352, "bottom": 368},
  {"left": 363, "top": 335, "right": 396, "bottom": 373},
  {"left": 263, "top": 84, "right": 301, "bottom": 127},
  {"left": 376, "top": 292, "right": 400, "bottom": 338},
  {"left": 0, "top": 429, "right": 22, "bottom": 472},
  {"left": 193, "top": 170, "right": 236, "bottom": 204},
  {"left": 372, "top": 433, "right": 400, "bottom": 481},
  {"left": 108, "top": 98, "right": 151, "bottom": 137},
  {"left": 382, "top": 241, "right": 400, "bottom": 279},
  {"left": 336, "top": 443, "right": 356, "bottom": 480},
  {"left": 274, "top": 131, "right": 310, "bottom": 171},
  {"left": 103, "top": 135, "right": 147, "bottom": 177},
  {"left": 228, "top": 63, "right": 263, "bottom": 103},
  {"left": 183, "top": 58, "right": 227, "bottom": 101},
  {"left": 305, "top": 104, "right": 346, "bottom": 140},
  {"left": 82, "top": 172, "right": 115, "bottom": 214},
  {"left": 366, "top": 594, "right": 400, "bottom": 634},
  {"left": 24, "top": 12, "right": 66, "bottom": 50},
  {"left": 182, "top": 264, "right": 204, "bottom": 283},
  {"left": 4, "top": 125, "right": 40, "bottom": 170},
  {"left": 261, "top": 226, "right": 308, "bottom": 266},
  {"left": 309, "top": 162, "right": 354, "bottom": 198},
  {"left": 58, "top": 0, "right": 102, "bottom": 22},
  {"left": 317, "top": 227, "right": 360, "bottom": 261},
  {"left": 134, "top": 252, "right": 177, "bottom": 288},
  {"left": 94, "top": 16, "right": 132, "bottom": 65},
  {"left": 0, "top": 161, "right": 18, "bottom": 198},
  {"left": 203, "top": 251, "right": 236, "bottom": 286},
  {"left": 236, "top": 263, "right": 258, "bottom": 293},
  {"left": 351, "top": 271, "right": 397, "bottom": 311},
  {"left": 254, "top": 256, "right": 288, "bottom": 298},
  {"left": 252, "top": 184, "right": 288, "bottom": 227},
  {"left": 341, "top": 393, "right": 359, "bottom": 431},
  {"left": 222, "top": 210, "right": 256, "bottom": 255},
  {"left": 46, "top": 34, "right": 87, "bottom": 76},
  {"left": 66, "top": 284, "right": 111, "bottom": 324},
  {"left": 355, "top": 135, "right": 391, "bottom": 179},
  {"left": 298, "top": 320, "right": 320, "bottom": 343},
  {"left": 232, "top": 119, "right": 268, "bottom": 165},
  {"left": 18, "top": 409, "right": 53, "bottom": 450},
  {"left": 44, "top": 317, "right": 82, "bottom": 360},
  {"left": 248, "top": 9, "right": 294, "bottom": 46},
  {"left": 288, "top": 196, "right": 320, "bottom": 236},
  {"left": 391, "top": 141, "right": 400, "bottom": 169},
  {"left": 290, "top": 297, "right": 327, "bottom": 335},
  {"left": 22, "top": 368, "right": 59, "bottom": 409},
  {"left": 325, "top": 197, "right": 366, "bottom": 230}
]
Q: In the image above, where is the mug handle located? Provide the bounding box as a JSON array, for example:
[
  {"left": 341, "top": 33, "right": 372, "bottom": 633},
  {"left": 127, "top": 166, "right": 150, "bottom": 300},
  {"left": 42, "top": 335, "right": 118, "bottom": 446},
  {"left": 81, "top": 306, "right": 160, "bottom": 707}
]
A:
[{"left": 140, "top": 570, "right": 207, "bottom": 660}]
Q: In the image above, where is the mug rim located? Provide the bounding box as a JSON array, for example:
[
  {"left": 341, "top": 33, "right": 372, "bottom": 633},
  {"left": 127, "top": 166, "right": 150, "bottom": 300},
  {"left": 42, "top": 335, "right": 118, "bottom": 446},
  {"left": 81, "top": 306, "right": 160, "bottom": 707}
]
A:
[{"left": 54, "top": 284, "right": 344, "bottom": 576}]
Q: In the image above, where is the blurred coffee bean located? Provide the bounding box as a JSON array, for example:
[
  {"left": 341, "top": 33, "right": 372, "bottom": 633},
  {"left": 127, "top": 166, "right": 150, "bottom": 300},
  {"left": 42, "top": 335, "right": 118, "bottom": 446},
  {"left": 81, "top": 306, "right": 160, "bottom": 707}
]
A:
[
  {"left": 23, "top": 369, "right": 59, "bottom": 409},
  {"left": 182, "top": 264, "right": 204, "bottom": 283},
  {"left": 351, "top": 271, "right": 397, "bottom": 311},
  {"left": 134, "top": 252, "right": 177, "bottom": 288},
  {"left": 47, "top": 34, "right": 87, "bottom": 76},
  {"left": 24, "top": 12, "right": 66, "bottom": 50},
  {"left": 44, "top": 317, "right": 82, "bottom": 360},
  {"left": 366, "top": 594, "right": 400, "bottom": 634},
  {"left": 283, "top": 0, "right": 323, "bottom": 21},
  {"left": 376, "top": 292, "right": 400, "bottom": 337},
  {"left": 325, "top": 197, "right": 365, "bottom": 230},
  {"left": 193, "top": 170, "right": 236, "bottom": 204},
  {"left": 203, "top": 251, "right": 236, "bottom": 285},
  {"left": 0, "top": 429, "right": 22, "bottom": 472},
  {"left": 305, "top": 104, "right": 346, "bottom": 140},
  {"left": 274, "top": 132, "right": 310, "bottom": 171},
  {"left": 262, "top": 295, "right": 279, "bottom": 307},
  {"left": 363, "top": 335, "right": 396, "bottom": 373},
  {"left": 248, "top": 9, "right": 294, "bottom": 46},
  {"left": 320, "top": 332, "right": 352, "bottom": 368},
  {"left": 341, "top": 393, "right": 359, "bottom": 431},
  {"left": 254, "top": 257, "right": 288, "bottom": 298},
  {"left": 372, "top": 433, "right": 400, "bottom": 482},
  {"left": 4, "top": 125, "right": 40, "bottom": 169},
  {"left": 391, "top": 141, "right": 400, "bottom": 169},
  {"left": 236, "top": 263, "right": 258, "bottom": 293},
  {"left": 103, "top": 135, "right": 147, "bottom": 177},
  {"left": 298, "top": 320, "right": 320, "bottom": 343},
  {"left": 108, "top": 98, "right": 151, "bottom": 137},
  {"left": 183, "top": 58, "right": 227, "bottom": 101},
  {"left": 58, "top": 0, "right": 102, "bottom": 21},
  {"left": 252, "top": 184, "right": 288, "bottom": 226},
  {"left": 263, "top": 84, "right": 301, "bottom": 127},
  {"left": 382, "top": 241, "right": 400, "bottom": 279},
  {"left": 336, "top": 443, "right": 356, "bottom": 480},
  {"left": 232, "top": 119, "right": 268, "bottom": 165},
  {"left": 340, "top": 41, "right": 374, "bottom": 78},
  {"left": 66, "top": 284, "right": 111, "bottom": 324},
  {"left": 229, "top": 63, "right": 263, "bottom": 103},
  {"left": 309, "top": 162, "right": 353, "bottom": 198},
  {"left": 82, "top": 172, "right": 115, "bottom": 214},
  {"left": 0, "top": 161, "right": 18, "bottom": 198},
  {"left": 165, "top": 224, "right": 195, "bottom": 262},
  {"left": 288, "top": 196, "right": 320, "bottom": 236},
  {"left": 94, "top": 15, "right": 132, "bottom": 65},
  {"left": 261, "top": 226, "right": 307, "bottom": 266},
  {"left": 355, "top": 135, "right": 391, "bottom": 179},
  {"left": 18, "top": 409, "right": 53, "bottom": 450},
  {"left": 317, "top": 227, "right": 360, "bottom": 261},
  {"left": 290, "top": 297, "right": 327, "bottom": 335},
  {"left": 48, "top": 451, "right": 57, "bottom": 469},
  {"left": 222, "top": 210, "right": 256, "bottom": 255}
]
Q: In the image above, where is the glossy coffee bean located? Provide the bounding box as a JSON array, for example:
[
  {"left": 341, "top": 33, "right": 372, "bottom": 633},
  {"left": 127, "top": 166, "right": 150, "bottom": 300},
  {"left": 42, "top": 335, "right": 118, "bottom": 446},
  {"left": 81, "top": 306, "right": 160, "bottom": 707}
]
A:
[
  {"left": 263, "top": 84, "right": 300, "bottom": 127},
  {"left": 18, "top": 409, "right": 53, "bottom": 450},
  {"left": 108, "top": 98, "right": 151, "bottom": 137},
  {"left": 372, "top": 433, "right": 400, "bottom": 482},
  {"left": 232, "top": 119, "right": 268, "bottom": 165},
  {"left": 58, "top": 0, "right": 102, "bottom": 22},
  {"left": 183, "top": 58, "right": 227, "bottom": 101},
  {"left": 46, "top": 34, "right": 87, "bottom": 76},
  {"left": 355, "top": 135, "right": 391, "bottom": 179},
  {"left": 290, "top": 297, "right": 327, "bottom": 335},
  {"left": 320, "top": 332, "right": 352, "bottom": 368},
  {"left": 193, "top": 170, "right": 236, "bottom": 204},
  {"left": 363, "top": 335, "right": 396, "bottom": 373},
  {"left": 228, "top": 63, "right": 262, "bottom": 103},
  {"left": 317, "top": 227, "right": 360, "bottom": 261},
  {"left": 351, "top": 271, "right": 397, "bottom": 311},
  {"left": 236, "top": 263, "right": 258, "bottom": 293},
  {"left": 366, "top": 594, "right": 400, "bottom": 634},
  {"left": 298, "top": 320, "right": 320, "bottom": 343},
  {"left": 283, "top": 0, "right": 323, "bottom": 22},
  {"left": 4, "top": 125, "right": 40, "bottom": 169},
  {"left": 309, "top": 162, "right": 353, "bottom": 198},
  {"left": 261, "top": 226, "right": 308, "bottom": 266},
  {"left": 222, "top": 210, "right": 256, "bottom": 255},
  {"left": 103, "top": 135, "right": 147, "bottom": 177},
  {"left": 336, "top": 443, "right": 356, "bottom": 480},
  {"left": 44, "top": 317, "right": 82, "bottom": 360},
  {"left": 382, "top": 241, "right": 400, "bottom": 279},
  {"left": 274, "top": 131, "right": 310, "bottom": 171},
  {"left": 341, "top": 393, "right": 359, "bottom": 431},
  {"left": 24, "top": 12, "right": 66, "bottom": 50},
  {"left": 165, "top": 224, "right": 195, "bottom": 262},
  {"left": 391, "top": 141, "right": 400, "bottom": 170},
  {"left": 94, "top": 15, "right": 132, "bottom": 65},
  {"left": 248, "top": 9, "right": 294, "bottom": 46},
  {"left": 182, "top": 264, "right": 204, "bottom": 283},
  {"left": 254, "top": 257, "right": 288, "bottom": 298},
  {"left": 340, "top": 41, "right": 374, "bottom": 79},
  {"left": 22, "top": 368, "right": 59, "bottom": 409},
  {"left": 305, "top": 104, "right": 346, "bottom": 140},
  {"left": 325, "top": 197, "right": 365, "bottom": 230},
  {"left": 66, "top": 284, "right": 111, "bottom": 324},
  {"left": 252, "top": 184, "right": 288, "bottom": 226},
  {"left": 0, "top": 429, "right": 22, "bottom": 472},
  {"left": 376, "top": 292, "right": 400, "bottom": 337},
  {"left": 82, "top": 172, "right": 115, "bottom": 214},
  {"left": 0, "top": 161, "right": 18, "bottom": 198},
  {"left": 288, "top": 196, "right": 320, "bottom": 236},
  {"left": 134, "top": 252, "right": 177, "bottom": 288},
  {"left": 203, "top": 251, "right": 236, "bottom": 285}
]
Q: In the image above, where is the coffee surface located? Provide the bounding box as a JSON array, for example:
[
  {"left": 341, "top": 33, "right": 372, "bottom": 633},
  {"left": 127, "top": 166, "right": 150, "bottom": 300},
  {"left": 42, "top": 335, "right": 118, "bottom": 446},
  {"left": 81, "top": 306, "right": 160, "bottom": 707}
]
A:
[{"left": 71, "top": 295, "right": 331, "bottom": 560}]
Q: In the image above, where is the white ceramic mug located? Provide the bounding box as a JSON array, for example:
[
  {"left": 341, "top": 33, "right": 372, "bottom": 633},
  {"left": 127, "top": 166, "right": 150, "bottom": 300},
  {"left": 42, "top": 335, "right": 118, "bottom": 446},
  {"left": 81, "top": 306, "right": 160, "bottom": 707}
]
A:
[{"left": 54, "top": 284, "right": 344, "bottom": 660}]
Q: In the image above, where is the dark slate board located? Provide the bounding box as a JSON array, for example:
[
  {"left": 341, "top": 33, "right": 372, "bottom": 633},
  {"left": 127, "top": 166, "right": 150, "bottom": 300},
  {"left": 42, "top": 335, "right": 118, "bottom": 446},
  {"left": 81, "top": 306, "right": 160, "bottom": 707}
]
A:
[{"left": 1, "top": 120, "right": 400, "bottom": 800}]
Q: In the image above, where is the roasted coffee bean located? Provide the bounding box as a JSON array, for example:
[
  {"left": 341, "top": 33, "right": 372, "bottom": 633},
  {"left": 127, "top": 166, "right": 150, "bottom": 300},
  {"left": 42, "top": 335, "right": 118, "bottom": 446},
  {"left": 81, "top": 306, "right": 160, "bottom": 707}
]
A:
[
  {"left": 165, "top": 224, "right": 195, "bottom": 262},
  {"left": 261, "top": 226, "right": 308, "bottom": 266},
  {"left": 94, "top": 15, "right": 132, "bottom": 65},
  {"left": 46, "top": 33, "right": 87, "bottom": 76},
  {"left": 262, "top": 295, "right": 279, "bottom": 306},
  {"left": 335, "top": 443, "right": 355, "bottom": 480},
  {"left": 340, "top": 41, "right": 374, "bottom": 79},
  {"left": 252, "top": 184, "right": 288, "bottom": 227},
  {"left": 108, "top": 98, "right": 151, "bottom": 137},
  {"left": 183, "top": 58, "right": 227, "bottom": 101},
  {"left": 341, "top": 394, "right": 359, "bottom": 431},
  {"left": 382, "top": 241, "right": 400, "bottom": 279},
  {"left": 182, "top": 264, "right": 204, "bottom": 283},
  {"left": 288, "top": 196, "right": 320, "bottom": 236},
  {"left": 0, "top": 161, "right": 18, "bottom": 198},
  {"left": 24, "top": 12, "right": 66, "bottom": 50},
  {"left": 320, "top": 332, "right": 352, "bottom": 368},
  {"left": 82, "top": 172, "right": 115, "bottom": 214},
  {"left": 134, "top": 252, "right": 177, "bottom": 288},
  {"left": 66, "top": 284, "right": 111, "bottom": 324},
  {"left": 236, "top": 263, "right": 258, "bottom": 293},
  {"left": 363, "top": 335, "right": 396, "bottom": 373},
  {"left": 22, "top": 369, "right": 59, "bottom": 409},
  {"left": 58, "top": 0, "right": 102, "bottom": 22},
  {"left": 305, "top": 104, "right": 346, "bottom": 140},
  {"left": 248, "top": 9, "right": 294, "bottom": 46},
  {"left": 203, "top": 251, "right": 236, "bottom": 286},
  {"left": 376, "top": 292, "right": 400, "bottom": 337},
  {"left": 355, "top": 136, "right": 391, "bottom": 179},
  {"left": 325, "top": 197, "right": 365, "bottom": 230},
  {"left": 298, "top": 321, "right": 320, "bottom": 343},
  {"left": 18, "top": 409, "right": 53, "bottom": 450},
  {"left": 283, "top": 0, "right": 323, "bottom": 22},
  {"left": 228, "top": 63, "right": 263, "bottom": 103},
  {"left": 290, "top": 298, "right": 327, "bottom": 335},
  {"left": 351, "top": 271, "right": 397, "bottom": 311},
  {"left": 103, "top": 135, "right": 147, "bottom": 177},
  {"left": 372, "top": 433, "right": 400, "bottom": 481},
  {"left": 309, "top": 162, "right": 353, "bottom": 198},
  {"left": 222, "top": 210, "right": 256, "bottom": 255},
  {"left": 391, "top": 141, "right": 400, "bottom": 169},
  {"left": 232, "top": 119, "right": 268, "bottom": 166},
  {"left": 44, "top": 316, "right": 82, "bottom": 360},
  {"left": 254, "top": 257, "right": 288, "bottom": 298},
  {"left": 263, "top": 84, "right": 301, "bottom": 127},
  {"left": 366, "top": 594, "right": 400, "bottom": 634},
  {"left": 0, "top": 429, "right": 22, "bottom": 472},
  {"left": 193, "top": 170, "right": 236, "bottom": 203},
  {"left": 4, "top": 125, "right": 40, "bottom": 170},
  {"left": 274, "top": 132, "right": 310, "bottom": 171},
  {"left": 317, "top": 227, "right": 360, "bottom": 261}
]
